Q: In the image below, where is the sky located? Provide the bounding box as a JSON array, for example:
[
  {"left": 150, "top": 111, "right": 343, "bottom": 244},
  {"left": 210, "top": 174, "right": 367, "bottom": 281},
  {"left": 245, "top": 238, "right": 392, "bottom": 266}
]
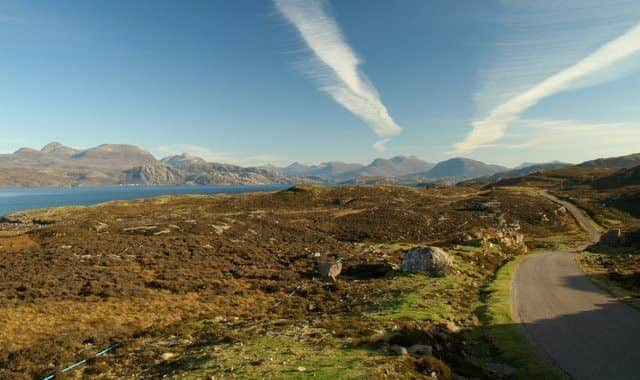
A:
[{"left": 1, "top": 0, "right": 639, "bottom": 167}]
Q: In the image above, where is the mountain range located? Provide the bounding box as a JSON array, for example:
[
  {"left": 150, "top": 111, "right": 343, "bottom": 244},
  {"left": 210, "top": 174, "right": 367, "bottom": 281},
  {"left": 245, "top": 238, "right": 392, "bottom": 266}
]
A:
[{"left": 1, "top": 141, "right": 638, "bottom": 188}]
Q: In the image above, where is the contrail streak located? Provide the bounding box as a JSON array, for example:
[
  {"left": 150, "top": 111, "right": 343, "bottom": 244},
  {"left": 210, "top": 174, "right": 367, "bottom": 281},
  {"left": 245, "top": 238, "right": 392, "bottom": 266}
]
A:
[
  {"left": 274, "top": 0, "right": 402, "bottom": 150},
  {"left": 454, "top": 21, "right": 640, "bottom": 154}
]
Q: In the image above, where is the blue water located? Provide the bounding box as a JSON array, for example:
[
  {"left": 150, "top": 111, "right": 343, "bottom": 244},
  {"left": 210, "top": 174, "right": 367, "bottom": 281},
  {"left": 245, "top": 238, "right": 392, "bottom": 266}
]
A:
[{"left": 0, "top": 185, "right": 290, "bottom": 216}]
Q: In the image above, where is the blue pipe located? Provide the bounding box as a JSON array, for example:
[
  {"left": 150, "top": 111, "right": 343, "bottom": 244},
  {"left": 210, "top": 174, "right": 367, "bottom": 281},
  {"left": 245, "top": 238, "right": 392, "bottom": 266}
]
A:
[{"left": 41, "top": 343, "right": 119, "bottom": 380}]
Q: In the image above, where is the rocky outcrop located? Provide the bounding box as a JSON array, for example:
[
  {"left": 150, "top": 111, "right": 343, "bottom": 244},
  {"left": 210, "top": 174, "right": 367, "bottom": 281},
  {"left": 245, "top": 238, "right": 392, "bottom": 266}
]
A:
[
  {"left": 401, "top": 246, "right": 453, "bottom": 276},
  {"left": 121, "top": 163, "right": 184, "bottom": 185},
  {"left": 121, "top": 162, "right": 299, "bottom": 186},
  {"left": 161, "top": 153, "right": 206, "bottom": 167},
  {"left": 458, "top": 223, "right": 527, "bottom": 253},
  {"left": 494, "top": 225, "right": 527, "bottom": 252}
]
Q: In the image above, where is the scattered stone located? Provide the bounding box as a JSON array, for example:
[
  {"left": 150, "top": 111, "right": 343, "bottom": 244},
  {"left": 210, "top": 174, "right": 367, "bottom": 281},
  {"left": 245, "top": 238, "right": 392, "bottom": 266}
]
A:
[
  {"left": 209, "top": 223, "right": 231, "bottom": 235},
  {"left": 296, "top": 366, "right": 307, "bottom": 372},
  {"left": 122, "top": 226, "right": 157, "bottom": 232},
  {"left": 458, "top": 233, "right": 474, "bottom": 243},
  {"left": 446, "top": 321, "right": 460, "bottom": 333},
  {"left": 160, "top": 352, "right": 176, "bottom": 361},
  {"left": 307, "top": 252, "right": 321, "bottom": 259},
  {"left": 389, "top": 345, "right": 408, "bottom": 356},
  {"left": 401, "top": 246, "right": 453, "bottom": 276},
  {"left": 93, "top": 222, "right": 109, "bottom": 232},
  {"left": 554, "top": 206, "right": 567, "bottom": 216},
  {"left": 408, "top": 344, "right": 433, "bottom": 356},
  {"left": 60, "top": 245, "right": 72, "bottom": 249}
]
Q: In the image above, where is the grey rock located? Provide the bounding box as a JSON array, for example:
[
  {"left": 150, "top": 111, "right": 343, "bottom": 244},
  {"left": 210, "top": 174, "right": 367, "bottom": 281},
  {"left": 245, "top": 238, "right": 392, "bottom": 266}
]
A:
[
  {"left": 401, "top": 246, "right": 453, "bottom": 276},
  {"left": 319, "top": 260, "right": 342, "bottom": 282},
  {"left": 389, "top": 345, "right": 408, "bottom": 356}
]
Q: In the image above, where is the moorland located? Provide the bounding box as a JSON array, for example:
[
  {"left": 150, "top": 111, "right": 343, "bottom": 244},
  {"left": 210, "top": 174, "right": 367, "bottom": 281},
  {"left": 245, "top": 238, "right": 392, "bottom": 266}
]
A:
[{"left": 1, "top": 151, "right": 640, "bottom": 379}]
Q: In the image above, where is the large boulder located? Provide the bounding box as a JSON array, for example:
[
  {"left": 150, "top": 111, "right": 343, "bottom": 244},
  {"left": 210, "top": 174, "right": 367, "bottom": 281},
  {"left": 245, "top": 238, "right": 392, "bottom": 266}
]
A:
[
  {"left": 401, "top": 246, "right": 453, "bottom": 276},
  {"left": 319, "top": 260, "right": 342, "bottom": 283}
]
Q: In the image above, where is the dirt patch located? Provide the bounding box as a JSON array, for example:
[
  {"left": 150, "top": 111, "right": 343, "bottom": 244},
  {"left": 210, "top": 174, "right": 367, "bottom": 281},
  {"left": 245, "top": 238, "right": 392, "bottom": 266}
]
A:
[{"left": 0, "top": 235, "right": 39, "bottom": 253}]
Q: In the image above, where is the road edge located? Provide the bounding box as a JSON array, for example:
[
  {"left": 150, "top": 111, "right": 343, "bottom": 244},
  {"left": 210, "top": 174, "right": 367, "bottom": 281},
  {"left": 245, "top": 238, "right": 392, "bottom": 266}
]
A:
[{"left": 481, "top": 256, "right": 565, "bottom": 380}]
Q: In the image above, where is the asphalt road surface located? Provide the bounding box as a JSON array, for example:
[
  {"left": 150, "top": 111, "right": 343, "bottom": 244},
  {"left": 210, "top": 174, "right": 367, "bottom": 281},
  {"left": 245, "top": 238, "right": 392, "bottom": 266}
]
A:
[{"left": 512, "top": 191, "right": 640, "bottom": 379}]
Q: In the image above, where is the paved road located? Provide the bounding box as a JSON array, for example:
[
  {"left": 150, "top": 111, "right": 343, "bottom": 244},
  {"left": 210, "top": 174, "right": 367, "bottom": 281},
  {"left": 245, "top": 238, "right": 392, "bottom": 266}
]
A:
[{"left": 512, "top": 191, "right": 640, "bottom": 379}]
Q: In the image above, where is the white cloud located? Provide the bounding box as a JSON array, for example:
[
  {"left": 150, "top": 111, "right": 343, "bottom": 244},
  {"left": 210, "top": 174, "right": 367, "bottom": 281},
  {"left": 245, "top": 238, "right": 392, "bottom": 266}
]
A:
[
  {"left": 372, "top": 138, "right": 390, "bottom": 153},
  {"left": 455, "top": 3, "right": 640, "bottom": 154},
  {"left": 274, "top": 0, "right": 402, "bottom": 148},
  {"left": 153, "top": 144, "right": 290, "bottom": 167},
  {"left": 483, "top": 118, "right": 640, "bottom": 151},
  {"left": 464, "top": 118, "right": 640, "bottom": 166}
]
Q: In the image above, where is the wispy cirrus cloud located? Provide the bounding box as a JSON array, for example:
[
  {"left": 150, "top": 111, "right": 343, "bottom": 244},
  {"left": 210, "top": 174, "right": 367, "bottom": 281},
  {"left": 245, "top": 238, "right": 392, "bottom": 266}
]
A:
[
  {"left": 274, "top": 0, "right": 402, "bottom": 150},
  {"left": 468, "top": 118, "right": 640, "bottom": 165},
  {"left": 455, "top": 1, "right": 640, "bottom": 154},
  {"left": 487, "top": 119, "right": 640, "bottom": 149},
  {"left": 454, "top": 21, "right": 640, "bottom": 154}
]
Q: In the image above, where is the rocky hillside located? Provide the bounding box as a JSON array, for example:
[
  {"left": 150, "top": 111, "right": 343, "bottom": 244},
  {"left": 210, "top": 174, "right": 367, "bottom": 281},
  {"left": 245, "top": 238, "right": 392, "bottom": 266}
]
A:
[
  {"left": 485, "top": 162, "right": 571, "bottom": 181},
  {"left": 281, "top": 156, "right": 434, "bottom": 180},
  {"left": 70, "top": 144, "right": 157, "bottom": 168},
  {"left": 578, "top": 152, "right": 640, "bottom": 170},
  {"left": 122, "top": 162, "right": 298, "bottom": 185},
  {"left": 354, "top": 156, "right": 435, "bottom": 178},
  {"left": 281, "top": 161, "right": 365, "bottom": 179},
  {"left": 593, "top": 165, "right": 640, "bottom": 189},
  {"left": 0, "top": 143, "right": 300, "bottom": 187},
  {"left": 160, "top": 153, "right": 206, "bottom": 167},
  {"left": 409, "top": 158, "right": 508, "bottom": 180}
]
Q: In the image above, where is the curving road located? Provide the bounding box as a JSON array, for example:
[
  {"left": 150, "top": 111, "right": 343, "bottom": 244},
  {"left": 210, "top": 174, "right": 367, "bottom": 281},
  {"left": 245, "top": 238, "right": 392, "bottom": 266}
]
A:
[{"left": 512, "top": 191, "right": 640, "bottom": 379}]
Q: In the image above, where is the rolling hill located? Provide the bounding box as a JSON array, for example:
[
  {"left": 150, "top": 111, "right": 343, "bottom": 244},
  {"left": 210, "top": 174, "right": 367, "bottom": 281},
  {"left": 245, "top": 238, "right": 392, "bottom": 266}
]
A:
[{"left": 409, "top": 158, "right": 508, "bottom": 180}]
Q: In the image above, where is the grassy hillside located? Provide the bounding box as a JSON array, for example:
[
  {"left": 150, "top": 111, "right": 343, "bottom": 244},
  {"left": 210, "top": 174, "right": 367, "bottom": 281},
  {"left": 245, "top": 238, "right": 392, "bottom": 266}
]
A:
[{"left": 0, "top": 185, "right": 579, "bottom": 378}]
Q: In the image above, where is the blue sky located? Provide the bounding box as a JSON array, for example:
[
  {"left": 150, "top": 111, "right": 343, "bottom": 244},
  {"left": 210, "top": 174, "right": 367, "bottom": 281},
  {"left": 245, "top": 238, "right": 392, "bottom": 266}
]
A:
[{"left": 1, "top": 0, "right": 639, "bottom": 167}]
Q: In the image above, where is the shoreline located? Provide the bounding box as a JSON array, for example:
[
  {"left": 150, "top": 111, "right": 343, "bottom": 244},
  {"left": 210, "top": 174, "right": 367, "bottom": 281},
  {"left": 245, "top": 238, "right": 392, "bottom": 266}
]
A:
[{"left": 0, "top": 184, "right": 292, "bottom": 218}]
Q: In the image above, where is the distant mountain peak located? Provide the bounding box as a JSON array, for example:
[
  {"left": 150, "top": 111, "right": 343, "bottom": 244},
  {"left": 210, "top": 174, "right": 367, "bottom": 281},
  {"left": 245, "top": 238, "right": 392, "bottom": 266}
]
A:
[
  {"left": 161, "top": 153, "right": 207, "bottom": 166},
  {"left": 40, "top": 141, "right": 79, "bottom": 156},
  {"left": 578, "top": 153, "right": 640, "bottom": 170},
  {"left": 71, "top": 144, "right": 157, "bottom": 168},
  {"left": 41, "top": 141, "right": 63, "bottom": 151},
  {"left": 416, "top": 157, "right": 508, "bottom": 180},
  {"left": 13, "top": 147, "right": 39, "bottom": 155}
]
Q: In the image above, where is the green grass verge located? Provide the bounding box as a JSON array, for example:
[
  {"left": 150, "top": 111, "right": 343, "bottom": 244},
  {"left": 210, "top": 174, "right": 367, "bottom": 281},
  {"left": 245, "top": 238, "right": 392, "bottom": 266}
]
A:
[
  {"left": 370, "top": 274, "right": 457, "bottom": 321},
  {"left": 478, "top": 257, "right": 566, "bottom": 380}
]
